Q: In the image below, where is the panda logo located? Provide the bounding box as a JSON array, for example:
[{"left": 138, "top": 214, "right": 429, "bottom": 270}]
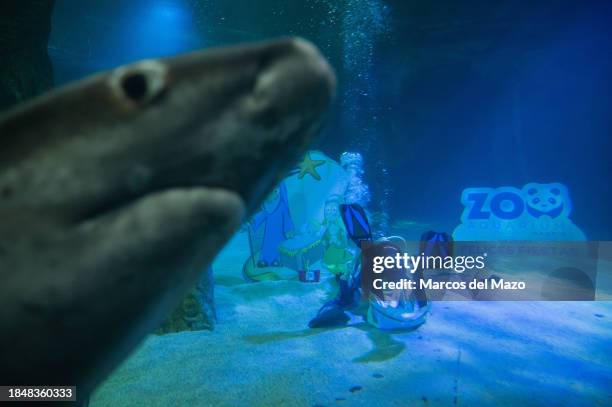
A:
[{"left": 522, "top": 183, "right": 567, "bottom": 218}]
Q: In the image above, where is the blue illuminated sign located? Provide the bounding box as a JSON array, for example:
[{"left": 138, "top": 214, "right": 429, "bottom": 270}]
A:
[{"left": 453, "top": 183, "right": 586, "bottom": 241}]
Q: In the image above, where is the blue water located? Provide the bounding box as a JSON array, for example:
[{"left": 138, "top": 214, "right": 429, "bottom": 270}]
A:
[
  {"left": 42, "top": 2, "right": 612, "bottom": 405},
  {"left": 49, "top": 0, "right": 611, "bottom": 241}
]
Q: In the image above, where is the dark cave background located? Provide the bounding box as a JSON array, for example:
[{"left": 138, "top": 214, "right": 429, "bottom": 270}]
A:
[{"left": 0, "top": 0, "right": 55, "bottom": 111}]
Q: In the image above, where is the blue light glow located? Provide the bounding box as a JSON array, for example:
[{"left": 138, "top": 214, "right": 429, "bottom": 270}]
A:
[{"left": 90, "top": 0, "right": 201, "bottom": 69}]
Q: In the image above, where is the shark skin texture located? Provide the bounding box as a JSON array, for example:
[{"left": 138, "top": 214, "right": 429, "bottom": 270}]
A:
[{"left": 0, "top": 37, "right": 335, "bottom": 402}]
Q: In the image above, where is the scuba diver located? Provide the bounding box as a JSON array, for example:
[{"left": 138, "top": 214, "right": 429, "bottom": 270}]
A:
[
  {"left": 308, "top": 203, "right": 453, "bottom": 330},
  {"left": 308, "top": 204, "right": 365, "bottom": 328}
]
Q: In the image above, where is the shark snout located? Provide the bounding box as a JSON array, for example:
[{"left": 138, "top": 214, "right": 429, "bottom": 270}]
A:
[
  {"left": 246, "top": 38, "right": 336, "bottom": 128},
  {"left": 149, "top": 38, "right": 336, "bottom": 213},
  {"left": 224, "top": 38, "right": 336, "bottom": 208}
]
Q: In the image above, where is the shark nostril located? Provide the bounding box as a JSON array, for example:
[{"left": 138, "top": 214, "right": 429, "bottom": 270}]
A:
[{"left": 121, "top": 73, "right": 149, "bottom": 102}]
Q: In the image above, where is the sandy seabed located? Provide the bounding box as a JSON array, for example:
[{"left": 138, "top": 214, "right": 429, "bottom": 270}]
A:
[{"left": 92, "top": 232, "right": 612, "bottom": 407}]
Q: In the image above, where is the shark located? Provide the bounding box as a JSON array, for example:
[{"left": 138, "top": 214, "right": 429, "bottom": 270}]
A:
[{"left": 0, "top": 38, "right": 335, "bottom": 402}]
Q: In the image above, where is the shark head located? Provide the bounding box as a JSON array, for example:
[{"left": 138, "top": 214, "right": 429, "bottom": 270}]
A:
[
  {"left": 0, "top": 37, "right": 335, "bottom": 220},
  {"left": 0, "top": 38, "right": 335, "bottom": 396}
]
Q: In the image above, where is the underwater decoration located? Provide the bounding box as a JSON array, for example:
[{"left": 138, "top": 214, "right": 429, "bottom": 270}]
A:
[
  {"left": 453, "top": 183, "right": 586, "bottom": 241},
  {"left": 321, "top": 195, "right": 354, "bottom": 277},
  {"left": 243, "top": 150, "right": 373, "bottom": 282},
  {"left": 250, "top": 182, "right": 295, "bottom": 268},
  {"left": 157, "top": 267, "right": 216, "bottom": 333},
  {"left": 297, "top": 151, "right": 326, "bottom": 181},
  {"left": 156, "top": 292, "right": 208, "bottom": 334},
  {"left": 285, "top": 150, "right": 350, "bottom": 229}
]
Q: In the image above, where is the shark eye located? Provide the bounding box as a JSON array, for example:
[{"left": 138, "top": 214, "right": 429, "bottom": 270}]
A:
[
  {"left": 121, "top": 73, "right": 149, "bottom": 102},
  {"left": 111, "top": 60, "right": 168, "bottom": 105}
]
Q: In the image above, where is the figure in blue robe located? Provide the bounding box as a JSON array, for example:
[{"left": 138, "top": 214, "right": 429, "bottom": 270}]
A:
[{"left": 251, "top": 182, "right": 294, "bottom": 267}]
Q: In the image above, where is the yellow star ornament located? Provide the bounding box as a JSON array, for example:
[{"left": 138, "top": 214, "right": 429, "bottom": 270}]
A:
[{"left": 297, "top": 152, "right": 326, "bottom": 181}]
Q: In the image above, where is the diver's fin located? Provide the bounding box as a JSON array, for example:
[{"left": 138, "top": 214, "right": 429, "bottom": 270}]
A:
[
  {"left": 340, "top": 204, "right": 372, "bottom": 246},
  {"left": 308, "top": 300, "right": 350, "bottom": 328}
]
